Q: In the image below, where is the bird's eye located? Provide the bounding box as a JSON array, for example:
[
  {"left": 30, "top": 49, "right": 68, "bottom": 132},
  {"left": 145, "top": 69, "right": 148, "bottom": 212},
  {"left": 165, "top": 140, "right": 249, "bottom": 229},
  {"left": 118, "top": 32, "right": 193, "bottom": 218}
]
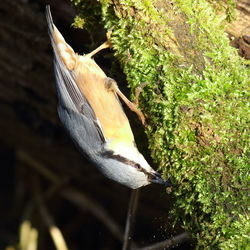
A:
[{"left": 134, "top": 163, "right": 141, "bottom": 170}]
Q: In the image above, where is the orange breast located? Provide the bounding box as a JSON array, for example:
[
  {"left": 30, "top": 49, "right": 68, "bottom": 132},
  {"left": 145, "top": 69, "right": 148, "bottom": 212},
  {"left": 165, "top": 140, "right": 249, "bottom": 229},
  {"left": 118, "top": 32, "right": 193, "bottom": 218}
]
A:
[{"left": 74, "top": 55, "right": 135, "bottom": 149}]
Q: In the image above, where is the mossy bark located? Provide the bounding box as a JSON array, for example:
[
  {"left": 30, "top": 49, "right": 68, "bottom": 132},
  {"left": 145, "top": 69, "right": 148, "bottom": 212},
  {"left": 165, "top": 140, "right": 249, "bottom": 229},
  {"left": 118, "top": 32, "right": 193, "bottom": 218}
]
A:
[{"left": 71, "top": 0, "right": 249, "bottom": 248}]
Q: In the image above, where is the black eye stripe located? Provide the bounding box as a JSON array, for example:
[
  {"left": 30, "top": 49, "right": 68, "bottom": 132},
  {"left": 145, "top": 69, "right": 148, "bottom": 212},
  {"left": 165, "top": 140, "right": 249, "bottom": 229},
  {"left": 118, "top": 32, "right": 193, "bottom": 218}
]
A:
[
  {"left": 101, "top": 150, "right": 138, "bottom": 166},
  {"left": 100, "top": 151, "right": 164, "bottom": 183},
  {"left": 100, "top": 150, "right": 150, "bottom": 175}
]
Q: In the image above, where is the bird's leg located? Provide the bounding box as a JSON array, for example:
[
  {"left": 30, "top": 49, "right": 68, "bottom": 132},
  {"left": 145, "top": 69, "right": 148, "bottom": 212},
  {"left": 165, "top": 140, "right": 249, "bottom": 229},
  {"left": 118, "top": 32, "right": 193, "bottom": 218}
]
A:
[
  {"left": 86, "top": 31, "right": 112, "bottom": 58},
  {"left": 85, "top": 40, "right": 111, "bottom": 58},
  {"left": 104, "top": 77, "right": 146, "bottom": 125}
]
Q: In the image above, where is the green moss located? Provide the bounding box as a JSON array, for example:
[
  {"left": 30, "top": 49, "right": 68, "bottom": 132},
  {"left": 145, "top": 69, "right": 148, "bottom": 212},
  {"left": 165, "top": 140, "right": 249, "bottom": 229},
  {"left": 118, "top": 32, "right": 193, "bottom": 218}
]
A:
[
  {"left": 71, "top": 0, "right": 249, "bottom": 248},
  {"left": 70, "top": 0, "right": 102, "bottom": 30},
  {"left": 207, "top": 0, "right": 236, "bottom": 21},
  {"left": 72, "top": 15, "right": 85, "bottom": 29}
]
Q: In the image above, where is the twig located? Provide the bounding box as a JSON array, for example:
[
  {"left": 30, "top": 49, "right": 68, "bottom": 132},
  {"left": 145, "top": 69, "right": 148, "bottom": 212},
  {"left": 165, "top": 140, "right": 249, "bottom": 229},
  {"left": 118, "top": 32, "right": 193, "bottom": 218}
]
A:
[
  {"left": 18, "top": 150, "right": 126, "bottom": 243},
  {"left": 26, "top": 228, "right": 38, "bottom": 250},
  {"left": 17, "top": 150, "right": 60, "bottom": 183},
  {"left": 62, "top": 187, "right": 124, "bottom": 242},
  {"left": 19, "top": 220, "right": 38, "bottom": 250},
  {"left": 133, "top": 232, "right": 189, "bottom": 250},
  {"left": 19, "top": 201, "right": 39, "bottom": 250},
  {"left": 32, "top": 178, "right": 69, "bottom": 250},
  {"left": 44, "top": 178, "right": 70, "bottom": 200},
  {"left": 5, "top": 247, "right": 16, "bottom": 250},
  {"left": 122, "top": 189, "right": 140, "bottom": 250}
]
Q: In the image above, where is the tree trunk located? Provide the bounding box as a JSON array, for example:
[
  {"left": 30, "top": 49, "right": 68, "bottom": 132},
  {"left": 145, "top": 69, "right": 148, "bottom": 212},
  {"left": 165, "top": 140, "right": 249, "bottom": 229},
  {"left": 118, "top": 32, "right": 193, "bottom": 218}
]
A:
[{"left": 72, "top": 0, "right": 250, "bottom": 248}]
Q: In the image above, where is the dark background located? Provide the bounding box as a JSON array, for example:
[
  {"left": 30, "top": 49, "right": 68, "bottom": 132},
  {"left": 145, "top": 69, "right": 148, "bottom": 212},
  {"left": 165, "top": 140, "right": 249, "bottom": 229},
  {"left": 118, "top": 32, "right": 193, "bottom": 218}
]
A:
[{"left": 0, "top": 0, "right": 248, "bottom": 249}]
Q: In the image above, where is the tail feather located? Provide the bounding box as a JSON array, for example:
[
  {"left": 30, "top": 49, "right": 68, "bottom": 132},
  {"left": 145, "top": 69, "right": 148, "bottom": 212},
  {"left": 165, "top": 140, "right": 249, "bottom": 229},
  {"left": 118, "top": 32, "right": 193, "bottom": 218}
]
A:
[
  {"left": 45, "top": 5, "right": 76, "bottom": 70},
  {"left": 45, "top": 5, "right": 54, "bottom": 38}
]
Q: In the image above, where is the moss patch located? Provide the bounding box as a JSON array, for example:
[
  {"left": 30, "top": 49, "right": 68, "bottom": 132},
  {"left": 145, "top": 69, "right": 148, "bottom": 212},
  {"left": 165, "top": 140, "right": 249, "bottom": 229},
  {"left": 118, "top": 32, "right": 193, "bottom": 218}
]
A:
[{"left": 71, "top": 0, "right": 249, "bottom": 248}]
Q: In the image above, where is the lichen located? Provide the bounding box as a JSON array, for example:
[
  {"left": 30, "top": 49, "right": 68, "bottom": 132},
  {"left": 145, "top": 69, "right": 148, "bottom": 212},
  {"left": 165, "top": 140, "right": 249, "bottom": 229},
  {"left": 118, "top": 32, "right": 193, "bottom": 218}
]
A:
[{"left": 71, "top": 0, "right": 249, "bottom": 248}]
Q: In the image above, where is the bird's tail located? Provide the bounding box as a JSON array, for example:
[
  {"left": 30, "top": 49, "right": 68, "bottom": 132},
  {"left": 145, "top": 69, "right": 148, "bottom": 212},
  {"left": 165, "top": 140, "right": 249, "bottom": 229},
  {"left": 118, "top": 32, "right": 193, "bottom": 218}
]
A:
[{"left": 45, "top": 5, "right": 76, "bottom": 70}]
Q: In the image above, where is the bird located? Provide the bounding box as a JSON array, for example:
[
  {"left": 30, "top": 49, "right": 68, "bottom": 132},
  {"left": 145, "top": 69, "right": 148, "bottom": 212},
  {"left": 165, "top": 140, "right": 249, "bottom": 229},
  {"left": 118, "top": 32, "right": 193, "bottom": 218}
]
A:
[{"left": 45, "top": 6, "right": 170, "bottom": 189}]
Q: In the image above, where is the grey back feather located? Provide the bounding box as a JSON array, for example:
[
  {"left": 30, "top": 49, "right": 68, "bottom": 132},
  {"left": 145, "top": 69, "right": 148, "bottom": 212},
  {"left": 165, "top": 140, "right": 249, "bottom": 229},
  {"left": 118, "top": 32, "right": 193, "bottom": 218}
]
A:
[{"left": 45, "top": 6, "right": 105, "bottom": 152}]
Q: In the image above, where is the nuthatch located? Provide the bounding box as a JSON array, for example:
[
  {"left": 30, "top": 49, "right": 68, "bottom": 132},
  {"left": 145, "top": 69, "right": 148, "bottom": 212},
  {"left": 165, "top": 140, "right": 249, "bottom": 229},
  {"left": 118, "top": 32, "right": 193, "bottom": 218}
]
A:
[{"left": 45, "top": 6, "right": 170, "bottom": 189}]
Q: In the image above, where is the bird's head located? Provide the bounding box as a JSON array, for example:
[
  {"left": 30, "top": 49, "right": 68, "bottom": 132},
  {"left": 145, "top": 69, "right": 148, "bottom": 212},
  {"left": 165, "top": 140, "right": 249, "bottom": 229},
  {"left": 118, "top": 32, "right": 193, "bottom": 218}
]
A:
[{"left": 94, "top": 143, "right": 170, "bottom": 189}]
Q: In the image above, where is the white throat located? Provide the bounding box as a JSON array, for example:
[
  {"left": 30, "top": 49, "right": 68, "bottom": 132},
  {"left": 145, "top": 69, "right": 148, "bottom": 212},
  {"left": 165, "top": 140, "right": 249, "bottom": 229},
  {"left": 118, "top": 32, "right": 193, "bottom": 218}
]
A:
[{"left": 105, "top": 142, "right": 152, "bottom": 172}]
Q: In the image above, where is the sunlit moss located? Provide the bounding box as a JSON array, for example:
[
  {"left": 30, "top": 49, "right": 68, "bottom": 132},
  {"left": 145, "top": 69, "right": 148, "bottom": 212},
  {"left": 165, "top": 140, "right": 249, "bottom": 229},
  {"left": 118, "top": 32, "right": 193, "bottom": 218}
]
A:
[
  {"left": 71, "top": 0, "right": 249, "bottom": 248},
  {"left": 70, "top": 0, "right": 102, "bottom": 30},
  {"left": 71, "top": 16, "right": 85, "bottom": 29}
]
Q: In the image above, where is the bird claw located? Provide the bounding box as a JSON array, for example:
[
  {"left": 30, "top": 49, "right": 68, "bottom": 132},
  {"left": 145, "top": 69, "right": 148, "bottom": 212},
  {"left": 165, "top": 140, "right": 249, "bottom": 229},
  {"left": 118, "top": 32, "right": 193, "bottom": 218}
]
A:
[{"left": 133, "top": 82, "right": 148, "bottom": 107}]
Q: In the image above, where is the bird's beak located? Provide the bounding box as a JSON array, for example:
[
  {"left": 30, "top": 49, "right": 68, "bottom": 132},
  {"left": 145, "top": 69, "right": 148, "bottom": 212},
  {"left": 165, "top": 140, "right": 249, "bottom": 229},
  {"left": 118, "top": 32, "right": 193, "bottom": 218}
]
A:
[{"left": 150, "top": 172, "right": 172, "bottom": 187}]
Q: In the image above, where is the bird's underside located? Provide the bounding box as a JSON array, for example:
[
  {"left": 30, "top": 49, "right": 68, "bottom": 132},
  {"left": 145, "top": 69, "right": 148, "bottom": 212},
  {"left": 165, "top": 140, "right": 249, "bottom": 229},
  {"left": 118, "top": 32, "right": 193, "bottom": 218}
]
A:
[{"left": 49, "top": 19, "right": 145, "bottom": 152}]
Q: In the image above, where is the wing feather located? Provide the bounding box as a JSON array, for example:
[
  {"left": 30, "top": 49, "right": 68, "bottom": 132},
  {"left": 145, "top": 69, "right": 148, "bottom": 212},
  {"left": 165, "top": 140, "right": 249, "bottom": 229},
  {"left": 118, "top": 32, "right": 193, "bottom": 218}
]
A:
[{"left": 45, "top": 5, "right": 105, "bottom": 143}]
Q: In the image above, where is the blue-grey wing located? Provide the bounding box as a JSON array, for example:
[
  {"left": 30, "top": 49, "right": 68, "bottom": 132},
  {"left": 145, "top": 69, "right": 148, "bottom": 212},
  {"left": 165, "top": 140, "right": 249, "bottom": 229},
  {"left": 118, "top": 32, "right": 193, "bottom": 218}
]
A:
[
  {"left": 46, "top": 6, "right": 105, "bottom": 150},
  {"left": 54, "top": 62, "right": 106, "bottom": 149}
]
